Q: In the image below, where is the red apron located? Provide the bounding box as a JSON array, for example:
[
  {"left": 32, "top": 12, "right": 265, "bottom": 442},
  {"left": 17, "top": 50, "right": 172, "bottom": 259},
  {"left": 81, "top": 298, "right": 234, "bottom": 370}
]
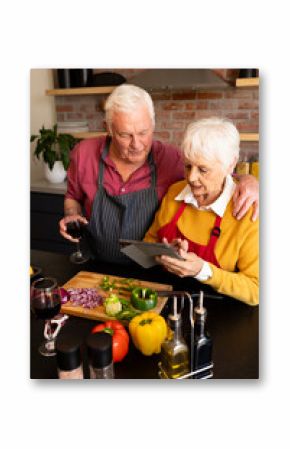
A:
[{"left": 157, "top": 202, "right": 222, "bottom": 268}]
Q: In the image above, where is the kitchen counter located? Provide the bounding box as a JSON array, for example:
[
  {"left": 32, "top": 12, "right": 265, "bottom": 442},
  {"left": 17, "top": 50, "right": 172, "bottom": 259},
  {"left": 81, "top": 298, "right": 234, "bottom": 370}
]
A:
[
  {"left": 30, "top": 175, "right": 67, "bottom": 194},
  {"left": 30, "top": 250, "right": 259, "bottom": 380}
]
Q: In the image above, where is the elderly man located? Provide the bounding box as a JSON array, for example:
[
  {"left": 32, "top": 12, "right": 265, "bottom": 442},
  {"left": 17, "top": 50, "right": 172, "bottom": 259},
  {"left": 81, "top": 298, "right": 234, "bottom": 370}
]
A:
[{"left": 59, "top": 84, "right": 258, "bottom": 264}]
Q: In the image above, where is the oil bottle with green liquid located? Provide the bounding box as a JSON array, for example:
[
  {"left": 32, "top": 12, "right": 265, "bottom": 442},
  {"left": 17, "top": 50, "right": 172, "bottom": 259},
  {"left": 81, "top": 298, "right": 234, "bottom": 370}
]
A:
[{"left": 158, "top": 298, "right": 190, "bottom": 379}]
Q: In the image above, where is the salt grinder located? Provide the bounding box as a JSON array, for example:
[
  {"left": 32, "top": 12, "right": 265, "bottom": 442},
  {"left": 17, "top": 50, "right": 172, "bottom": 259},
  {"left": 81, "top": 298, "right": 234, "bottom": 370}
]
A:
[{"left": 56, "top": 336, "right": 84, "bottom": 380}]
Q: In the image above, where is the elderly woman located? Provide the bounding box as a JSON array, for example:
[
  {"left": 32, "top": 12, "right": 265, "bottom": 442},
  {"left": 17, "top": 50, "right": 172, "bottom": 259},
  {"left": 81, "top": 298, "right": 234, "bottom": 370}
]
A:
[{"left": 144, "top": 117, "right": 258, "bottom": 306}]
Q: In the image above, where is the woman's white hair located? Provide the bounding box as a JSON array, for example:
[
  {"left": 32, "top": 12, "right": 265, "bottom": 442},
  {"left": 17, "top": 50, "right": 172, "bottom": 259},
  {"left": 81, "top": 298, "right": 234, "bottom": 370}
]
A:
[
  {"left": 181, "top": 117, "right": 240, "bottom": 171},
  {"left": 104, "top": 84, "right": 155, "bottom": 133}
]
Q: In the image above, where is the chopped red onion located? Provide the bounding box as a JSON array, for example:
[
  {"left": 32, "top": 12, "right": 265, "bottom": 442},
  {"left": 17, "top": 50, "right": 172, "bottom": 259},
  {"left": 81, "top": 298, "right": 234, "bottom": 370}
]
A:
[
  {"left": 66, "top": 288, "right": 104, "bottom": 309},
  {"left": 60, "top": 288, "right": 69, "bottom": 304}
]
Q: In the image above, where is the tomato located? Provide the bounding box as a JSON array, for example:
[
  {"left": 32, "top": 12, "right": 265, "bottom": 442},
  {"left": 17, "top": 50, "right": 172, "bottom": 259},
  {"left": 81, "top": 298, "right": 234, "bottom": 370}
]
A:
[{"left": 91, "top": 320, "right": 129, "bottom": 363}]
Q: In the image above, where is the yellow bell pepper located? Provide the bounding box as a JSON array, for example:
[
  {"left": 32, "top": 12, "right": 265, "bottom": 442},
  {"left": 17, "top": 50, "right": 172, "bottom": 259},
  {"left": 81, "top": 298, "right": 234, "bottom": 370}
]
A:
[{"left": 129, "top": 311, "right": 167, "bottom": 356}]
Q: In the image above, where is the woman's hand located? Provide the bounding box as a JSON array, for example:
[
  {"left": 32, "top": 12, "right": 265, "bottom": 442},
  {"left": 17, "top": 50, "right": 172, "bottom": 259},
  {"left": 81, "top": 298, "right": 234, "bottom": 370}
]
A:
[
  {"left": 162, "top": 237, "right": 189, "bottom": 253},
  {"left": 59, "top": 214, "right": 88, "bottom": 242},
  {"left": 233, "top": 174, "right": 259, "bottom": 221},
  {"left": 157, "top": 248, "right": 204, "bottom": 278}
]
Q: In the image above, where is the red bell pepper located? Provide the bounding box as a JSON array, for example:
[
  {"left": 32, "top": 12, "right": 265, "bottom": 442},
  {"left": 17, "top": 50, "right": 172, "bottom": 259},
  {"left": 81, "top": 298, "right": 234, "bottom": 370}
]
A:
[{"left": 91, "top": 320, "right": 129, "bottom": 363}]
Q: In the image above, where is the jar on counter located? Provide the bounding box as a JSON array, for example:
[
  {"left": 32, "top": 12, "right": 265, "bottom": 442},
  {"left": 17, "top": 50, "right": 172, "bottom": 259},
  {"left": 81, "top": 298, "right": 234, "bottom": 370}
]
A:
[
  {"left": 250, "top": 161, "right": 259, "bottom": 179},
  {"left": 86, "top": 333, "right": 114, "bottom": 379},
  {"left": 239, "top": 69, "right": 258, "bottom": 78},
  {"left": 56, "top": 336, "right": 84, "bottom": 380},
  {"left": 235, "top": 161, "right": 250, "bottom": 175}
]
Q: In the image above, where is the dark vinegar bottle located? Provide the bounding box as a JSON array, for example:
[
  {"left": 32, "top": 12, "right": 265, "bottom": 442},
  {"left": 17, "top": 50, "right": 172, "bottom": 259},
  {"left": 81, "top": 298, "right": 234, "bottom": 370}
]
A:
[{"left": 192, "top": 292, "right": 213, "bottom": 379}]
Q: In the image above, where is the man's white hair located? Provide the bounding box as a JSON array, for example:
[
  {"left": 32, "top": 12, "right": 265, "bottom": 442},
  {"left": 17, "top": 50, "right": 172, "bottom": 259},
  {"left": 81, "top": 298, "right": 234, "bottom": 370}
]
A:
[
  {"left": 181, "top": 117, "right": 240, "bottom": 171},
  {"left": 104, "top": 84, "right": 155, "bottom": 133}
]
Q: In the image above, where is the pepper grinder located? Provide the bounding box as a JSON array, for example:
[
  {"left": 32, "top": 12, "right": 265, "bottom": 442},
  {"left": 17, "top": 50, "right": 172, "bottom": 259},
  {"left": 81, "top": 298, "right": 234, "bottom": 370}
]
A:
[
  {"left": 86, "top": 332, "right": 114, "bottom": 379},
  {"left": 192, "top": 291, "right": 213, "bottom": 379}
]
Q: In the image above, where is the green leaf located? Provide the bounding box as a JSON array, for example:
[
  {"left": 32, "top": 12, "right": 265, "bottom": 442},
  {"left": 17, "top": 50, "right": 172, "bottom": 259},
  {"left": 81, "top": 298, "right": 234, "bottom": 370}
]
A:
[
  {"left": 53, "top": 124, "right": 58, "bottom": 138},
  {"left": 43, "top": 149, "right": 56, "bottom": 170},
  {"left": 61, "top": 152, "right": 70, "bottom": 170}
]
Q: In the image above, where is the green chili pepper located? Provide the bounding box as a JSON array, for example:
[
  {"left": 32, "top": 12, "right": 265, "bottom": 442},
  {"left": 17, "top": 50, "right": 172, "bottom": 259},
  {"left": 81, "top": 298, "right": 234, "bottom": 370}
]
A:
[
  {"left": 100, "top": 276, "right": 116, "bottom": 291},
  {"left": 118, "top": 278, "right": 139, "bottom": 293},
  {"left": 116, "top": 309, "right": 140, "bottom": 321}
]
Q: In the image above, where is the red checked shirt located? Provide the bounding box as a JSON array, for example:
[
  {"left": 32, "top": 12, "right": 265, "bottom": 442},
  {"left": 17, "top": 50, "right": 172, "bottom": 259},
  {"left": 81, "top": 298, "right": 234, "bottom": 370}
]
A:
[{"left": 65, "top": 136, "right": 185, "bottom": 219}]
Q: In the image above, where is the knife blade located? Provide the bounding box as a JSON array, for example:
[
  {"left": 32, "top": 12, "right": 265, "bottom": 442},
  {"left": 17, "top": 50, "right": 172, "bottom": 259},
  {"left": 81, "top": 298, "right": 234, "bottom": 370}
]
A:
[{"left": 156, "top": 290, "right": 223, "bottom": 300}]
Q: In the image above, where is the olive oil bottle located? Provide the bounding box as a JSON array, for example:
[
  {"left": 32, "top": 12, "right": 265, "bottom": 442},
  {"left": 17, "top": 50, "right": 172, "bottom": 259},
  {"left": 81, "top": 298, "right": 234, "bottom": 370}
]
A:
[{"left": 159, "top": 312, "right": 190, "bottom": 379}]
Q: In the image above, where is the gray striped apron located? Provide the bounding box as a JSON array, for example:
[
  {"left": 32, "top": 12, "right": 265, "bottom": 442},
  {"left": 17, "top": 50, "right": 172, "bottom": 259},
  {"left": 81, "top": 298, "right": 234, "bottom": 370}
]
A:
[{"left": 87, "top": 139, "right": 159, "bottom": 264}]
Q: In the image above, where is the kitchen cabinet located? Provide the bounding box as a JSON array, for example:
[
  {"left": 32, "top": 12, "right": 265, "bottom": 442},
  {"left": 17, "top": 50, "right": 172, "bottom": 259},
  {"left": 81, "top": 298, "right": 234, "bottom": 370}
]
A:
[{"left": 31, "top": 191, "right": 72, "bottom": 254}]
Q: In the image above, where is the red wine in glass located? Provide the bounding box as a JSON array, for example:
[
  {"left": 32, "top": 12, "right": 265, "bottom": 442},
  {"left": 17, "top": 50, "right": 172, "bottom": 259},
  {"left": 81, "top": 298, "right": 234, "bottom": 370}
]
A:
[
  {"left": 66, "top": 221, "right": 83, "bottom": 239},
  {"left": 31, "top": 277, "right": 62, "bottom": 357},
  {"left": 32, "top": 295, "right": 61, "bottom": 319},
  {"left": 66, "top": 220, "right": 89, "bottom": 264}
]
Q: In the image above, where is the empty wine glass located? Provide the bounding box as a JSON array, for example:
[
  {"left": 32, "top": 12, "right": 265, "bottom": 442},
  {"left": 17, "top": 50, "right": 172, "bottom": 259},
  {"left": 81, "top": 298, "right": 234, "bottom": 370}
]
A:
[
  {"left": 66, "top": 220, "right": 89, "bottom": 264},
  {"left": 31, "top": 277, "right": 62, "bottom": 357}
]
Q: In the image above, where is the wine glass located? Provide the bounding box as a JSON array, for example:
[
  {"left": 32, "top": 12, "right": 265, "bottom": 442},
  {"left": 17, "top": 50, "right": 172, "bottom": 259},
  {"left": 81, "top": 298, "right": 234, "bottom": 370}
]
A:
[
  {"left": 31, "top": 277, "right": 62, "bottom": 357},
  {"left": 66, "top": 220, "right": 89, "bottom": 264}
]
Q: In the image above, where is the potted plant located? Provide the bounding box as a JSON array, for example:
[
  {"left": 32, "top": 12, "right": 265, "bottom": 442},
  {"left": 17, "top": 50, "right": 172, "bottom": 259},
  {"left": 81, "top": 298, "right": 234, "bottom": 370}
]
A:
[{"left": 30, "top": 125, "right": 81, "bottom": 183}]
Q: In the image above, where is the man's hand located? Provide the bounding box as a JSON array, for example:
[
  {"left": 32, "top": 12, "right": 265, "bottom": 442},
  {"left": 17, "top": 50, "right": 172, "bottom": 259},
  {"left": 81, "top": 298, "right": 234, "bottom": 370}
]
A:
[
  {"left": 233, "top": 174, "right": 259, "bottom": 221},
  {"left": 59, "top": 215, "right": 88, "bottom": 242}
]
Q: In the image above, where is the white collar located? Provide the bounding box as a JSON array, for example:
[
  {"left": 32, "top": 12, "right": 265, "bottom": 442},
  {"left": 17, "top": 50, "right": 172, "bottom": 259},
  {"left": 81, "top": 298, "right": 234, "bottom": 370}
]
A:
[{"left": 175, "top": 175, "right": 236, "bottom": 217}]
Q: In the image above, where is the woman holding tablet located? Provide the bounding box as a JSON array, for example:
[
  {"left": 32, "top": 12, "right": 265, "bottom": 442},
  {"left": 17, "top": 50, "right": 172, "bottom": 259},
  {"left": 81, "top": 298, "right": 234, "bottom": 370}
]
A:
[{"left": 144, "top": 117, "right": 259, "bottom": 306}]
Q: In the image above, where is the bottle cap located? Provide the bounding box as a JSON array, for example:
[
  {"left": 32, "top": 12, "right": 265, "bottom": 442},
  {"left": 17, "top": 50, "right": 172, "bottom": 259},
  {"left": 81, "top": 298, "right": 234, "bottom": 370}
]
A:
[
  {"left": 168, "top": 313, "right": 182, "bottom": 329},
  {"left": 56, "top": 335, "right": 82, "bottom": 371},
  {"left": 194, "top": 291, "right": 207, "bottom": 318},
  {"left": 86, "top": 333, "right": 112, "bottom": 368},
  {"left": 194, "top": 307, "right": 207, "bottom": 320}
]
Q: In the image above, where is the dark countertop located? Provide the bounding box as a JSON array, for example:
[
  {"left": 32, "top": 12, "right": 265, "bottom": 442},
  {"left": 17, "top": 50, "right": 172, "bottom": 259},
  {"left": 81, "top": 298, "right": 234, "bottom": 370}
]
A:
[
  {"left": 30, "top": 250, "right": 259, "bottom": 380},
  {"left": 30, "top": 176, "right": 67, "bottom": 195}
]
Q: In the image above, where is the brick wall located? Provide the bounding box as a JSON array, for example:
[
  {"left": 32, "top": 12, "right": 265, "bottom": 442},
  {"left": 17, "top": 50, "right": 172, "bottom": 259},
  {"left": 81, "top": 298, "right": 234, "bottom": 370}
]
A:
[
  {"left": 55, "top": 69, "right": 259, "bottom": 161},
  {"left": 151, "top": 87, "right": 259, "bottom": 161}
]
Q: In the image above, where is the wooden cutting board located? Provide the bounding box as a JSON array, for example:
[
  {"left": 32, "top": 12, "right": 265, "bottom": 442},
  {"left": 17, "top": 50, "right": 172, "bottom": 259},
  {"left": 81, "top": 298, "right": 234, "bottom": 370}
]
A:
[{"left": 61, "top": 271, "right": 172, "bottom": 322}]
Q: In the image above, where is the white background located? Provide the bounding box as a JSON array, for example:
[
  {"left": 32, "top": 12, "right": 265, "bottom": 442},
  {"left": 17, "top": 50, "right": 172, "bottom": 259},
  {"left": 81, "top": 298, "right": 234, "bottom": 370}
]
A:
[{"left": 1, "top": 0, "right": 289, "bottom": 448}]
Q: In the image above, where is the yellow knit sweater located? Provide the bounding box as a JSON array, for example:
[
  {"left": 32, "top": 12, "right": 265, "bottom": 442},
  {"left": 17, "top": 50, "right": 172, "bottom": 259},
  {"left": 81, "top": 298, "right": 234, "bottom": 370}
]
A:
[{"left": 144, "top": 180, "right": 259, "bottom": 306}]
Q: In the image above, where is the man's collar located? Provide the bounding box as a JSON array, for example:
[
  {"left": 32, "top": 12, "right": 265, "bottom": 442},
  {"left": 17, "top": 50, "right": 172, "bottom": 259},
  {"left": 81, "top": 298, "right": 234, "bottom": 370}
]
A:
[{"left": 175, "top": 175, "right": 236, "bottom": 217}]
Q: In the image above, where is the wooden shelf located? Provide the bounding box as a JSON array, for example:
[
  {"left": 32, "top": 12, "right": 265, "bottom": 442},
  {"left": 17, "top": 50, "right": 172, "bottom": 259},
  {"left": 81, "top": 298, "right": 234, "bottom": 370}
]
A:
[
  {"left": 69, "top": 131, "right": 258, "bottom": 142},
  {"left": 240, "top": 133, "right": 259, "bottom": 142},
  {"left": 46, "top": 86, "right": 116, "bottom": 96},
  {"left": 70, "top": 131, "right": 107, "bottom": 139},
  {"left": 236, "top": 78, "right": 259, "bottom": 87}
]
